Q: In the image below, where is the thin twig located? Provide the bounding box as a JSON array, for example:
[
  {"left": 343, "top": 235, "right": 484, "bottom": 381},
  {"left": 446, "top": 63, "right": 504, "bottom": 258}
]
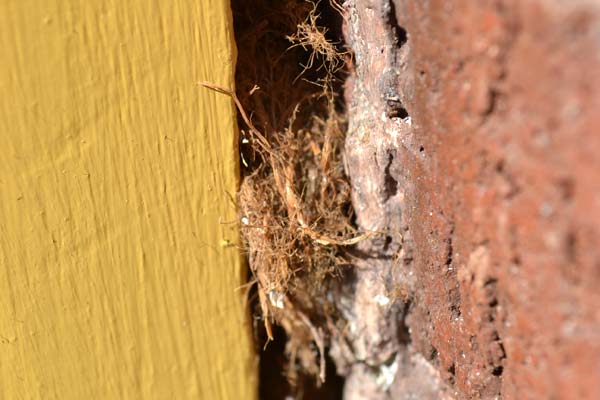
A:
[{"left": 197, "top": 81, "right": 273, "bottom": 157}]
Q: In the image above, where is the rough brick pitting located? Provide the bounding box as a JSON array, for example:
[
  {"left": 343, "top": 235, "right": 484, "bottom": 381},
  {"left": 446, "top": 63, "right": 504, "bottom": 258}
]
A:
[{"left": 339, "top": 0, "right": 600, "bottom": 398}]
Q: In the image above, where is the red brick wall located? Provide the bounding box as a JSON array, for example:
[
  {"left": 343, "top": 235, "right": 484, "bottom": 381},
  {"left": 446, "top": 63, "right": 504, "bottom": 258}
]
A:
[{"left": 342, "top": 0, "right": 600, "bottom": 398}]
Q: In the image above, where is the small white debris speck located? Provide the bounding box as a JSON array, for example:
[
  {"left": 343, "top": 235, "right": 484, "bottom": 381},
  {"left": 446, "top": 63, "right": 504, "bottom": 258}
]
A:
[
  {"left": 241, "top": 217, "right": 249, "bottom": 225},
  {"left": 374, "top": 294, "right": 390, "bottom": 306},
  {"left": 376, "top": 357, "right": 399, "bottom": 389},
  {"left": 268, "top": 290, "right": 285, "bottom": 309},
  {"left": 349, "top": 321, "right": 357, "bottom": 334}
]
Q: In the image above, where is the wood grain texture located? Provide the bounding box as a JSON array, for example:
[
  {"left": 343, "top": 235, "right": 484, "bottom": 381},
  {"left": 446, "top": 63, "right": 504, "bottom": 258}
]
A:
[{"left": 0, "top": 0, "right": 257, "bottom": 398}]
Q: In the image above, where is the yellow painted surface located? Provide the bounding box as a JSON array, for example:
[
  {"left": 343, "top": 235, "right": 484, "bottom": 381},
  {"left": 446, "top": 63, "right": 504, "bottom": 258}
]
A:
[{"left": 0, "top": 1, "right": 256, "bottom": 399}]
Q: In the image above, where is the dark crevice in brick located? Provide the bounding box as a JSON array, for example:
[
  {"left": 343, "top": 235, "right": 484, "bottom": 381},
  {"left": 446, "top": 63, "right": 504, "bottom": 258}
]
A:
[
  {"left": 447, "top": 362, "right": 456, "bottom": 385},
  {"left": 386, "top": 99, "right": 409, "bottom": 119},
  {"left": 482, "top": 277, "right": 506, "bottom": 386},
  {"left": 492, "top": 365, "right": 504, "bottom": 377},
  {"left": 429, "top": 346, "right": 439, "bottom": 362},
  {"left": 445, "top": 230, "right": 454, "bottom": 269},
  {"left": 383, "top": 0, "right": 410, "bottom": 119},
  {"left": 384, "top": 151, "right": 399, "bottom": 199},
  {"left": 387, "top": 0, "right": 408, "bottom": 48}
]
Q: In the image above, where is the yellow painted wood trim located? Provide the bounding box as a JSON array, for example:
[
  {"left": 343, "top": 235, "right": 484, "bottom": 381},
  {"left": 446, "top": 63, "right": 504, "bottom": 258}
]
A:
[{"left": 0, "top": 0, "right": 257, "bottom": 399}]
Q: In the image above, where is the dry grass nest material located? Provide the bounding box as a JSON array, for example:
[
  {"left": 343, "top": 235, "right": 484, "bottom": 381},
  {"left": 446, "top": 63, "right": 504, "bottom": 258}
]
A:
[{"left": 200, "top": 0, "right": 373, "bottom": 385}]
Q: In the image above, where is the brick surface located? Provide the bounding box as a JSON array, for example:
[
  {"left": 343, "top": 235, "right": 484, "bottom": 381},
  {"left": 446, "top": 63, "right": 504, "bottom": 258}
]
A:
[{"left": 342, "top": 0, "right": 600, "bottom": 398}]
